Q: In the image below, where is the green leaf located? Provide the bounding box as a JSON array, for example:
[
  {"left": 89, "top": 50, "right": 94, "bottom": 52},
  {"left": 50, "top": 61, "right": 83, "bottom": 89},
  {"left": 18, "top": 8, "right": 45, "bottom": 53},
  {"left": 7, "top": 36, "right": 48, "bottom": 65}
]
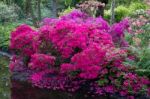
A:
[{"left": 97, "top": 79, "right": 108, "bottom": 86}]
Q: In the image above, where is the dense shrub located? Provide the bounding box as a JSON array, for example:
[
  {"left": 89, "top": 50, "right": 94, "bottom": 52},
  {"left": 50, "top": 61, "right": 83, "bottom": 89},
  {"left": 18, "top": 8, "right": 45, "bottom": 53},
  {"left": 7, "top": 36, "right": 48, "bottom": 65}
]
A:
[
  {"left": 124, "top": 47, "right": 150, "bottom": 70},
  {"left": 129, "top": 2, "right": 148, "bottom": 12},
  {"left": 9, "top": 10, "right": 150, "bottom": 98},
  {"left": 130, "top": 9, "right": 149, "bottom": 18},
  {"left": 114, "top": 6, "right": 129, "bottom": 22},
  {"left": 123, "top": 9, "right": 150, "bottom": 75},
  {"left": 0, "top": 19, "right": 38, "bottom": 52},
  {"left": 126, "top": 9, "right": 150, "bottom": 47},
  {"left": 104, "top": 6, "right": 129, "bottom": 22},
  {"left": 136, "top": 69, "right": 150, "bottom": 78},
  {"left": 104, "top": 1, "right": 148, "bottom": 22},
  {"left": 0, "top": 2, "right": 19, "bottom": 24},
  {"left": 104, "top": 10, "right": 110, "bottom": 21},
  {"left": 0, "top": 23, "right": 19, "bottom": 52}
]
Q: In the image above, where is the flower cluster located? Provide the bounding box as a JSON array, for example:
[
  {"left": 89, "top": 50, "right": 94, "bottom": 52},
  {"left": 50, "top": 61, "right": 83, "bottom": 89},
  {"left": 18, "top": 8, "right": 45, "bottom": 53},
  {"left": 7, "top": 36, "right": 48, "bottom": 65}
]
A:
[
  {"left": 43, "top": 10, "right": 110, "bottom": 31},
  {"left": 29, "top": 54, "right": 56, "bottom": 71},
  {"left": 76, "top": 0, "right": 105, "bottom": 16},
  {"left": 61, "top": 44, "right": 106, "bottom": 79},
  {"left": 10, "top": 24, "right": 39, "bottom": 56},
  {"left": 40, "top": 15, "right": 112, "bottom": 58},
  {"left": 110, "top": 18, "right": 130, "bottom": 47},
  {"left": 127, "top": 9, "right": 150, "bottom": 47},
  {"left": 9, "top": 10, "right": 149, "bottom": 98},
  {"left": 119, "top": 73, "right": 149, "bottom": 96}
]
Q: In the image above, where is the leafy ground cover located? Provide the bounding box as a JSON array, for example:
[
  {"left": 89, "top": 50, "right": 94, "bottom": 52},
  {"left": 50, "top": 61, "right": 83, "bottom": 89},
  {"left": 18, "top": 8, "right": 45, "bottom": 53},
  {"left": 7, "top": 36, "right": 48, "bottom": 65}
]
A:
[{"left": 0, "top": 56, "right": 10, "bottom": 99}]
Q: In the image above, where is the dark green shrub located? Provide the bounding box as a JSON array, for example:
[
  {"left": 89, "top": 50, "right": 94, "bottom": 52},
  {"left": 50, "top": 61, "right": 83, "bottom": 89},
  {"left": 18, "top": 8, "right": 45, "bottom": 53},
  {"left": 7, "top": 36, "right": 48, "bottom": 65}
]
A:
[
  {"left": 0, "top": 2, "right": 19, "bottom": 24},
  {"left": 136, "top": 69, "right": 150, "bottom": 78}
]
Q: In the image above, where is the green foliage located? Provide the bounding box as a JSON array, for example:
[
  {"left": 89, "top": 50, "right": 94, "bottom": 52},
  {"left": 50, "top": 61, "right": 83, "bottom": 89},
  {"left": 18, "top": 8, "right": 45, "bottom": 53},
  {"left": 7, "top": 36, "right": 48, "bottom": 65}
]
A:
[
  {"left": 0, "top": 23, "right": 19, "bottom": 51},
  {"left": 98, "top": 79, "right": 108, "bottom": 86},
  {"left": 114, "top": 6, "right": 129, "bottom": 22},
  {"left": 124, "top": 47, "right": 150, "bottom": 71},
  {"left": 104, "top": 10, "right": 110, "bottom": 21},
  {"left": 137, "top": 27, "right": 150, "bottom": 47},
  {"left": 0, "top": 56, "right": 10, "bottom": 99},
  {"left": 0, "top": 19, "right": 36, "bottom": 52},
  {"left": 123, "top": 48, "right": 150, "bottom": 78},
  {"left": 104, "top": 1, "right": 148, "bottom": 22},
  {"left": 65, "top": 0, "right": 72, "bottom": 6},
  {"left": 104, "top": 6, "right": 129, "bottom": 22},
  {"left": 125, "top": 25, "right": 150, "bottom": 47},
  {"left": 129, "top": 2, "right": 148, "bottom": 12},
  {"left": 41, "top": 7, "right": 52, "bottom": 18},
  {"left": 58, "top": 7, "right": 75, "bottom": 17},
  {"left": 130, "top": 9, "right": 149, "bottom": 18},
  {"left": 124, "top": 8, "right": 150, "bottom": 77},
  {"left": 136, "top": 69, "right": 150, "bottom": 78},
  {"left": 136, "top": 48, "right": 150, "bottom": 70},
  {"left": 106, "top": 0, "right": 144, "bottom": 9},
  {"left": 0, "top": 2, "right": 19, "bottom": 24}
]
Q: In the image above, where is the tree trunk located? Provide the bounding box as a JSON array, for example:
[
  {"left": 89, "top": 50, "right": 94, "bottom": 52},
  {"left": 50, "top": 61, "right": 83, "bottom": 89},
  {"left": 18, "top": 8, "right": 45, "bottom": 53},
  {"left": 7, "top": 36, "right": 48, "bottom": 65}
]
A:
[
  {"left": 30, "top": 0, "right": 38, "bottom": 27},
  {"left": 25, "top": 0, "right": 31, "bottom": 17},
  {"left": 110, "top": 0, "right": 116, "bottom": 24},
  {"left": 96, "top": 7, "right": 104, "bottom": 17},
  {"left": 37, "top": 0, "right": 41, "bottom": 21},
  {"left": 51, "top": 0, "right": 57, "bottom": 18},
  {"left": 96, "top": 0, "right": 109, "bottom": 17}
]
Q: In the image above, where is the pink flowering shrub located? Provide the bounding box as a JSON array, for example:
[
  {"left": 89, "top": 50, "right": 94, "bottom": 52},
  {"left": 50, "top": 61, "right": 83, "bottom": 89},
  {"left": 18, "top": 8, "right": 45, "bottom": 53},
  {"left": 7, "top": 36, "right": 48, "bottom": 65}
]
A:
[
  {"left": 43, "top": 10, "right": 129, "bottom": 48},
  {"left": 110, "top": 18, "right": 130, "bottom": 47},
  {"left": 9, "top": 10, "right": 149, "bottom": 98},
  {"left": 10, "top": 24, "right": 39, "bottom": 56},
  {"left": 29, "top": 54, "right": 56, "bottom": 71}
]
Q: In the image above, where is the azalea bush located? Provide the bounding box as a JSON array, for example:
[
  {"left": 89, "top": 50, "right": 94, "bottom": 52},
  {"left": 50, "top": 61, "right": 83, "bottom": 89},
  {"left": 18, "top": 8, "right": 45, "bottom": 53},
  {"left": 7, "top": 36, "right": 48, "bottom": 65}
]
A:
[{"left": 9, "top": 10, "right": 150, "bottom": 98}]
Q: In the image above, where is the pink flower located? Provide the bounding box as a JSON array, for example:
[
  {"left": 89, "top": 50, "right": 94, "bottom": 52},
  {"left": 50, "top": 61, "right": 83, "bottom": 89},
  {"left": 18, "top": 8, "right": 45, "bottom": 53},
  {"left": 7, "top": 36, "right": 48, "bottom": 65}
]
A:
[
  {"left": 79, "top": 66, "right": 101, "bottom": 79},
  {"left": 124, "top": 80, "right": 130, "bottom": 87},
  {"left": 110, "top": 18, "right": 129, "bottom": 47},
  {"left": 10, "top": 24, "right": 38, "bottom": 56},
  {"left": 104, "top": 85, "right": 115, "bottom": 93},
  {"left": 60, "top": 63, "right": 76, "bottom": 73},
  {"left": 31, "top": 72, "right": 43, "bottom": 83},
  {"left": 71, "top": 44, "right": 106, "bottom": 71},
  {"left": 120, "top": 90, "right": 128, "bottom": 96},
  {"left": 29, "top": 54, "right": 56, "bottom": 70},
  {"left": 127, "top": 96, "right": 134, "bottom": 99}
]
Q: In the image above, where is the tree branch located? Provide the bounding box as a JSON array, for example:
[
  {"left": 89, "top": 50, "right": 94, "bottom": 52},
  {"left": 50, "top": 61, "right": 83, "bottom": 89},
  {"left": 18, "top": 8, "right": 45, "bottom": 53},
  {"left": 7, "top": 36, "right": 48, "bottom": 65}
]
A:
[{"left": 0, "top": 51, "right": 12, "bottom": 58}]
